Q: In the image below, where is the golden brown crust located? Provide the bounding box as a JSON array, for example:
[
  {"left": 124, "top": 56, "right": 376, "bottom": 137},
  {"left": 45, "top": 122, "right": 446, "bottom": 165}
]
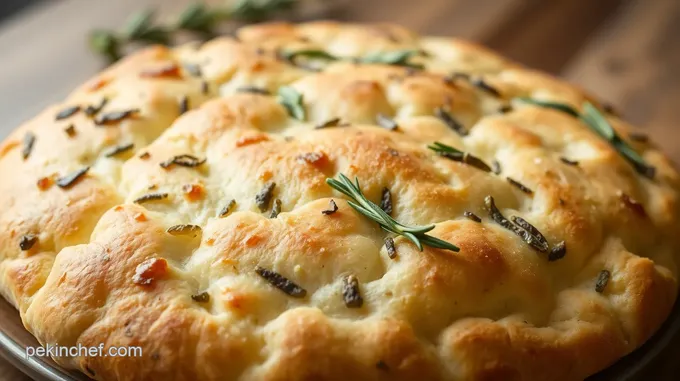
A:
[{"left": 0, "top": 21, "right": 678, "bottom": 380}]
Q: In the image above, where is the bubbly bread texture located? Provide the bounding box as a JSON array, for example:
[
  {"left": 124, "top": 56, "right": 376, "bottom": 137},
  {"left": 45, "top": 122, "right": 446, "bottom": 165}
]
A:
[{"left": 0, "top": 21, "right": 679, "bottom": 381}]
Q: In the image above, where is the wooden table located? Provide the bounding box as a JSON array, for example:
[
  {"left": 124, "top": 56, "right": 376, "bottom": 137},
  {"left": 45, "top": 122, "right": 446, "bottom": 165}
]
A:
[{"left": 0, "top": 0, "right": 678, "bottom": 379}]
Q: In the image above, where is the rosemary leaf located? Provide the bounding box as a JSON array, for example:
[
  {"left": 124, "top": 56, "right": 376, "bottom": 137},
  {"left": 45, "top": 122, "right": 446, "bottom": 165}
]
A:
[
  {"left": 427, "top": 142, "right": 491, "bottom": 172},
  {"left": 326, "top": 174, "right": 459, "bottom": 252},
  {"left": 278, "top": 86, "right": 305, "bottom": 120},
  {"left": 359, "top": 50, "right": 424, "bottom": 70}
]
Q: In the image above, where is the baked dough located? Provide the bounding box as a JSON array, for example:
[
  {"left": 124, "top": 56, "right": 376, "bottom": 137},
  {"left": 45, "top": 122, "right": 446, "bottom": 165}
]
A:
[{"left": 0, "top": 21, "right": 678, "bottom": 380}]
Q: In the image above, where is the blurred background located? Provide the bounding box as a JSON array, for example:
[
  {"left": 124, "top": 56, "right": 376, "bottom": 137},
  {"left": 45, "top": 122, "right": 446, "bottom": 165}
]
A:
[{"left": 0, "top": 0, "right": 678, "bottom": 379}]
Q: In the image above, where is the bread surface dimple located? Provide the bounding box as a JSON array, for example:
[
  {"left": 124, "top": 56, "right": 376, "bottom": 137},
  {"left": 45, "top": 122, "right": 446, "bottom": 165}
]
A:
[{"left": 1, "top": 21, "right": 679, "bottom": 381}]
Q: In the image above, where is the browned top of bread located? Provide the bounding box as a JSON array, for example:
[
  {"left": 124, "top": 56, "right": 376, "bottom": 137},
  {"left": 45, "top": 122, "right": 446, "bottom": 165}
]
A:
[{"left": 0, "top": 21, "right": 678, "bottom": 381}]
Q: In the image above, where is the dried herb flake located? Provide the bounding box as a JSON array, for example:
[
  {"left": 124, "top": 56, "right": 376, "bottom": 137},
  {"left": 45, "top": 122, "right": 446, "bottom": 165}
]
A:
[
  {"left": 428, "top": 142, "right": 491, "bottom": 172},
  {"left": 380, "top": 187, "right": 393, "bottom": 215},
  {"left": 133, "top": 192, "right": 169, "bottom": 204},
  {"left": 95, "top": 109, "right": 139, "bottom": 126},
  {"left": 55, "top": 105, "right": 81, "bottom": 121},
  {"left": 56, "top": 166, "right": 90, "bottom": 188},
  {"left": 19, "top": 234, "right": 38, "bottom": 251},
  {"left": 166, "top": 224, "right": 202, "bottom": 237},
  {"left": 485, "top": 196, "right": 548, "bottom": 252},
  {"left": 191, "top": 291, "right": 210, "bottom": 303},
  {"left": 104, "top": 142, "right": 134, "bottom": 158},
  {"left": 315, "top": 117, "right": 342, "bottom": 129},
  {"left": 560, "top": 157, "right": 579, "bottom": 166},
  {"left": 236, "top": 86, "right": 271, "bottom": 95},
  {"left": 595, "top": 270, "right": 611, "bottom": 293},
  {"left": 435, "top": 107, "right": 468, "bottom": 136},
  {"left": 218, "top": 199, "right": 236, "bottom": 217},
  {"left": 22, "top": 132, "right": 36, "bottom": 160},
  {"left": 255, "top": 266, "right": 307, "bottom": 298},
  {"left": 464, "top": 211, "right": 481, "bottom": 222},
  {"left": 160, "top": 154, "right": 206, "bottom": 169},
  {"left": 548, "top": 241, "right": 566, "bottom": 262},
  {"left": 507, "top": 177, "right": 533, "bottom": 195},
  {"left": 322, "top": 199, "right": 338, "bottom": 215},
  {"left": 342, "top": 275, "right": 363, "bottom": 308},
  {"left": 255, "top": 182, "right": 276, "bottom": 212},
  {"left": 269, "top": 199, "right": 282, "bottom": 218}
]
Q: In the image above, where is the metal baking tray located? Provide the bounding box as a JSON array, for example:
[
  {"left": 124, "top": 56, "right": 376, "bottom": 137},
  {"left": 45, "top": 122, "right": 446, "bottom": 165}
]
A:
[{"left": 1, "top": 295, "right": 679, "bottom": 381}]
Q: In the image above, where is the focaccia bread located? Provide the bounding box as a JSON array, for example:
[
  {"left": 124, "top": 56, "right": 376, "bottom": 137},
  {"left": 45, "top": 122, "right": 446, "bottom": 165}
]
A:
[{"left": 0, "top": 21, "right": 679, "bottom": 381}]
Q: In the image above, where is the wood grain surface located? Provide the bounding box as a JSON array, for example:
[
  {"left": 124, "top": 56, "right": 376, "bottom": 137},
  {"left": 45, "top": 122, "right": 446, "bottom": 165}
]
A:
[{"left": 0, "top": 0, "right": 678, "bottom": 379}]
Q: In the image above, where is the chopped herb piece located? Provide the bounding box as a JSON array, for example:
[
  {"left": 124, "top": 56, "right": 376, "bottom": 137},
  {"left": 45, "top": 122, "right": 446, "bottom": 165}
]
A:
[
  {"left": 201, "top": 81, "right": 209, "bottom": 95},
  {"left": 95, "top": 109, "right": 139, "bottom": 126},
  {"left": 55, "top": 105, "right": 81, "bottom": 120},
  {"left": 322, "top": 199, "right": 338, "bottom": 215},
  {"left": 618, "top": 192, "right": 647, "bottom": 217},
  {"left": 160, "top": 154, "right": 206, "bottom": 169},
  {"left": 472, "top": 79, "right": 501, "bottom": 97},
  {"left": 280, "top": 49, "right": 338, "bottom": 64},
  {"left": 499, "top": 105, "right": 513, "bottom": 113},
  {"left": 435, "top": 107, "right": 468, "bottom": 136},
  {"left": 517, "top": 98, "right": 656, "bottom": 179},
  {"left": 384, "top": 237, "right": 397, "bottom": 259},
  {"left": 56, "top": 166, "right": 90, "bottom": 188},
  {"left": 342, "top": 275, "right": 363, "bottom": 308},
  {"left": 485, "top": 196, "right": 547, "bottom": 253},
  {"left": 218, "top": 199, "right": 236, "bottom": 217},
  {"left": 236, "top": 86, "right": 271, "bottom": 95},
  {"left": 22, "top": 132, "right": 36, "bottom": 160},
  {"left": 510, "top": 216, "right": 549, "bottom": 252},
  {"left": 380, "top": 187, "right": 393, "bottom": 215},
  {"left": 464, "top": 211, "right": 481, "bottom": 222},
  {"left": 427, "top": 142, "right": 492, "bottom": 172},
  {"left": 359, "top": 50, "right": 424, "bottom": 70},
  {"left": 278, "top": 86, "right": 305, "bottom": 121},
  {"left": 507, "top": 177, "right": 533, "bottom": 194},
  {"left": 315, "top": 117, "right": 342, "bottom": 129},
  {"left": 595, "top": 270, "right": 611, "bottom": 293},
  {"left": 269, "top": 199, "right": 282, "bottom": 218},
  {"left": 255, "top": 266, "right": 307, "bottom": 298},
  {"left": 560, "top": 157, "right": 579, "bottom": 166},
  {"left": 19, "top": 234, "right": 38, "bottom": 251},
  {"left": 178, "top": 95, "right": 189, "bottom": 115},
  {"left": 104, "top": 142, "right": 134, "bottom": 158},
  {"left": 64, "top": 124, "right": 77, "bottom": 137},
  {"left": 582, "top": 102, "right": 656, "bottom": 179},
  {"left": 327, "top": 174, "right": 459, "bottom": 252},
  {"left": 548, "top": 241, "right": 566, "bottom": 262},
  {"left": 139, "top": 152, "right": 151, "bottom": 160},
  {"left": 183, "top": 63, "right": 202, "bottom": 77},
  {"left": 191, "top": 291, "right": 210, "bottom": 303},
  {"left": 515, "top": 97, "right": 579, "bottom": 117},
  {"left": 491, "top": 160, "right": 502, "bottom": 175},
  {"left": 84, "top": 98, "right": 108, "bottom": 116},
  {"left": 255, "top": 182, "right": 276, "bottom": 212},
  {"left": 134, "top": 192, "right": 168, "bottom": 204},
  {"left": 166, "top": 224, "right": 202, "bottom": 237},
  {"left": 628, "top": 132, "right": 649, "bottom": 143},
  {"left": 376, "top": 360, "right": 390, "bottom": 371},
  {"left": 376, "top": 114, "right": 398, "bottom": 131}
]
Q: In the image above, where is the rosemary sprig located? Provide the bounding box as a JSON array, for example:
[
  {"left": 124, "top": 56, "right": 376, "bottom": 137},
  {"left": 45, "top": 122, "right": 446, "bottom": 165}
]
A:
[
  {"left": 326, "top": 174, "right": 459, "bottom": 252},
  {"left": 516, "top": 98, "right": 655, "bottom": 179},
  {"left": 89, "top": 0, "right": 297, "bottom": 62}
]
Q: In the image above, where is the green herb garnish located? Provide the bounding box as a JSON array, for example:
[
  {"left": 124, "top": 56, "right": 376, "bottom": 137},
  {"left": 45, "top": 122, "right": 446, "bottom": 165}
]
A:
[
  {"left": 359, "top": 49, "right": 424, "bottom": 70},
  {"left": 89, "top": 1, "right": 297, "bottom": 62},
  {"left": 427, "top": 142, "right": 491, "bottom": 172},
  {"left": 516, "top": 98, "right": 655, "bottom": 179},
  {"left": 326, "top": 174, "right": 459, "bottom": 252},
  {"left": 22, "top": 132, "right": 36, "bottom": 160},
  {"left": 280, "top": 49, "right": 339, "bottom": 64},
  {"left": 595, "top": 270, "right": 611, "bottom": 293},
  {"left": 278, "top": 86, "right": 305, "bottom": 120},
  {"left": 56, "top": 166, "right": 90, "bottom": 189}
]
